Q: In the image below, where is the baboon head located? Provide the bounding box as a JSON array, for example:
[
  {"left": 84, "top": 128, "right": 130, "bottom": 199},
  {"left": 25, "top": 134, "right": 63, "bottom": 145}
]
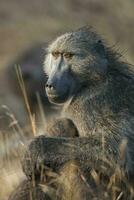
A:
[{"left": 44, "top": 27, "right": 108, "bottom": 105}]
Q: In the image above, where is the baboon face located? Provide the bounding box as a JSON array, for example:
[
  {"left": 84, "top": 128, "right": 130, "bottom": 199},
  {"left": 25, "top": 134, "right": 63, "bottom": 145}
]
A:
[
  {"left": 45, "top": 52, "right": 79, "bottom": 104},
  {"left": 44, "top": 27, "right": 108, "bottom": 105}
]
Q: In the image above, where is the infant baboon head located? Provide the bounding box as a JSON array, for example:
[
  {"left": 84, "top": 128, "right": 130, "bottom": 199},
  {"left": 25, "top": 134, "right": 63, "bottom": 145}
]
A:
[{"left": 44, "top": 27, "right": 108, "bottom": 105}]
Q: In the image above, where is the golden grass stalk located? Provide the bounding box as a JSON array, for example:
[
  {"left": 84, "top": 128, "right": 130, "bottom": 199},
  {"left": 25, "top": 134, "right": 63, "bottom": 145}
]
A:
[{"left": 15, "top": 65, "right": 36, "bottom": 136}]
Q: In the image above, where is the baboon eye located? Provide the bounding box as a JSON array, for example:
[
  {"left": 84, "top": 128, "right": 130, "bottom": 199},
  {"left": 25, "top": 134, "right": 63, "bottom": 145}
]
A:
[
  {"left": 52, "top": 51, "right": 60, "bottom": 59},
  {"left": 63, "top": 52, "right": 74, "bottom": 59}
]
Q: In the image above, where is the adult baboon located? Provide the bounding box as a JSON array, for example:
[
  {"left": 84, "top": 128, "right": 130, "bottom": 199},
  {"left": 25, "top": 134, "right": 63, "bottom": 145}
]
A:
[{"left": 11, "top": 27, "right": 134, "bottom": 199}]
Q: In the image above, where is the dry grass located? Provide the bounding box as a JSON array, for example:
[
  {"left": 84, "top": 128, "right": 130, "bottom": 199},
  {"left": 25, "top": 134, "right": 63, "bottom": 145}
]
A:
[
  {"left": 11, "top": 155, "right": 134, "bottom": 200},
  {"left": 0, "top": 110, "right": 27, "bottom": 199},
  {"left": 15, "top": 66, "right": 36, "bottom": 136},
  {"left": 0, "top": 68, "right": 38, "bottom": 199}
]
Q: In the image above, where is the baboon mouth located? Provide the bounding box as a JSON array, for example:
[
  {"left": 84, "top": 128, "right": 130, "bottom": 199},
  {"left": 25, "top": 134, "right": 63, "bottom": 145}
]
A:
[
  {"left": 47, "top": 93, "right": 69, "bottom": 105},
  {"left": 47, "top": 94, "right": 59, "bottom": 98}
]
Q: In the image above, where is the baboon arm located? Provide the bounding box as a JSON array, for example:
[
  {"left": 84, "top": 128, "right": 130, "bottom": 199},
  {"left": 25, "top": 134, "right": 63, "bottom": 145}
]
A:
[{"left": 22, "top": 135, "right": 119, "bottom": 179}]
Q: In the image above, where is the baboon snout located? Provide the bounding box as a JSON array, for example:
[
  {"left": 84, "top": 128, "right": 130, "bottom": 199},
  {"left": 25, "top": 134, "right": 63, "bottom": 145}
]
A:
[
  {"left": 45, "top": 81, "right": 55, "bottom": 93},
  {"left": 45, "top": 76, "right": 71, "bottom": 104},
  {"left": 46, "top": 82, "right": 54, "bottom": 90}
]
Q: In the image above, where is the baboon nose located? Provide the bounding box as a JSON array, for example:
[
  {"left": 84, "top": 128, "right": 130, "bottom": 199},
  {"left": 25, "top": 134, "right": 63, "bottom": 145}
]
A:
[{"left": 45, "top": 82, "right": 54, "bottom": 91}]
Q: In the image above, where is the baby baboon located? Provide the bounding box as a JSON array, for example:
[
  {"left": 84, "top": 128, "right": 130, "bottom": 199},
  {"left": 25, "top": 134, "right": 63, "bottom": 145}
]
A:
[
  {"left": 13, "top": 27, "right": 134, "bottom": 199},
  {"left": 45, "top": 117, "right": 78, "bottom": 137}
]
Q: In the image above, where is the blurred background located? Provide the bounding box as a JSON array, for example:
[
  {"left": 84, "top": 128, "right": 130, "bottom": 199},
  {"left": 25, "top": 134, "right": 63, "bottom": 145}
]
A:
[
  {"left": 0, "top": 0, "right": 134, "bottom": 199},
  {"left": 0, "top": 0, "right": 134, "bottom": 68}
]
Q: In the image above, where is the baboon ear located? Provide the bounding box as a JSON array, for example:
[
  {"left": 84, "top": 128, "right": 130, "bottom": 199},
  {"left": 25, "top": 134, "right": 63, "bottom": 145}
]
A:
[{"left": 94, "top": 40, "right": 106, "bottom": 56}]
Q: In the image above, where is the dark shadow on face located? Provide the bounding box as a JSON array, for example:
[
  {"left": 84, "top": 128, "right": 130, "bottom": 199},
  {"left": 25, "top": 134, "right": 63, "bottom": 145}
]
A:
[
  {"left": 46, "top": 89, "right": 70, "bottom": 104},
  {"left": 45, "top": 70, "right": 78, "bottom": 105}
]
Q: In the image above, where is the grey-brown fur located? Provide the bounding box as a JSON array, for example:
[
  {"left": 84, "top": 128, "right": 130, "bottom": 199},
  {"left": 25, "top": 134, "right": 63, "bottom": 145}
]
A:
[
  {"left": 10, "top": 27, "right": 134, "bottom": 199},
  {"left": 45, "top": 118, "right": 78, "bottom": 137}
]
